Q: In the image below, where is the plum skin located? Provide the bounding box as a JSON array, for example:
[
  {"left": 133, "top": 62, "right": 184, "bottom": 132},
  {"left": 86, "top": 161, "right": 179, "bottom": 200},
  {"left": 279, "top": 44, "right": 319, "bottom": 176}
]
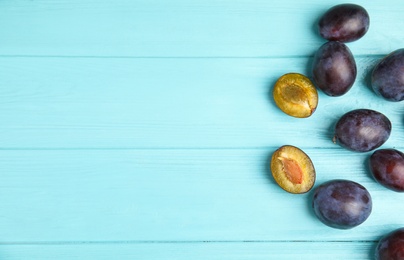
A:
[
  {"left": 333, "top": 109, "right": 391, "bottom": 152},
  {"left": 318, "top": 4, "right": 370, "bottom": 43},
  {"left": 375, "top": 228, "right": 404, "bottom": 260},
  {"left": 372, "top": 49, "right": 404, "bottom": 102},
  {"left": 312, "top": 41, "right": 357, "bottom": 97},
  {"left": 369, "top": 149, "right": 404, "bottom": 192},
  {"left": 312, "top": 180, "right": 372, "bottom": 229}
]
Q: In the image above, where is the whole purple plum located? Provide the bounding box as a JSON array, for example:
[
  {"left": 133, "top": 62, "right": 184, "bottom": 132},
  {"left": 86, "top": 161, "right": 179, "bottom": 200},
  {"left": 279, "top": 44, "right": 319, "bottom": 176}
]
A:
[
  {"left": 312, "top": 41, "right": 357, "bottom": 97},
  {"left": 318, "top": 4, "right": 370, "bottom": 43},
  {"left": 333, "top": 109, "right": 391, "bottom": 152},
  {"left": 312, "top": 180, "right": 372, "bottom": 229},
  {"left": 375, "top": 228, "right": 404, "bottom": 260},
  {"left": 372, "top": 49, "right": 404, "bottom": 102},
  {"left": 369, "top": 149, "right": 404, "bottom": 192}
]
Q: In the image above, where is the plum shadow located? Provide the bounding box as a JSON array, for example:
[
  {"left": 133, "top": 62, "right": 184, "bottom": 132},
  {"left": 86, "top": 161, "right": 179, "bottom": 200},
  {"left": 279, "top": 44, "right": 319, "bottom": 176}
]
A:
[
  {"left": 310, "top": 8, "right": 327, "bottom": 42},
  {"left": 305, "top": 187, "right": 318, "bottom": 220},
  {"left": 361, "top": 58, "right": 380, "bottom": 95},
  {"left": 305, "top": 53, "right": 315, "bottom": 79},
  {"left": 323, "top": 116, "right": 338, "bottom": 145},
  {"left": 368, "top": 236, "right": 382, "bottom": 259},
  {"left": 266, "top": 77, "right": 279, "bottom": 112},
  {"left": 363, "top": 153, "right": 375, "bottom": 181},
  {"left": 263, "top": 148, "right": 278, "bottom": 187}
]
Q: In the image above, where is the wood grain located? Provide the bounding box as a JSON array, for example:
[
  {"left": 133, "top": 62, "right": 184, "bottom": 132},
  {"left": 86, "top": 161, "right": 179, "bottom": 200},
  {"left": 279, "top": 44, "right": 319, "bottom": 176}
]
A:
[
  {"left": 0, "top": 0, "right": 402, "bottom": 57},
  {"left": 0, "top": 0, "right": 403, "bottom": 259},
  {"left": 0, "top": 56, "right": 402, "bottom": 149},
  {"left": 0, "top": 242, "right": 377, "bottom": 259},
  {"left": 0, "top": 149, "right": 402, "bottom": 242}
]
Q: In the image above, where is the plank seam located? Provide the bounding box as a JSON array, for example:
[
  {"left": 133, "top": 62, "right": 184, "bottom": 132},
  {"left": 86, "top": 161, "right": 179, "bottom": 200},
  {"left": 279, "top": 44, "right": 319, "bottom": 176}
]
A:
[
  {"left": 0, "top": 54, "right": 385, "bottom": 59},
  {"left": 0, "top": 240, "right": 378, "bottom": 245},
  {"left": 2, "top": 147, "right": 399, "bottom": 151}
]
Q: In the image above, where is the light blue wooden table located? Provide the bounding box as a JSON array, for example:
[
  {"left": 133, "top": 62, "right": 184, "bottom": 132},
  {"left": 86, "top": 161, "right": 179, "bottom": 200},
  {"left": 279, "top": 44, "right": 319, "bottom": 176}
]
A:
[{"left": 0, "top": 0, "right": 403, "bottom": 259}]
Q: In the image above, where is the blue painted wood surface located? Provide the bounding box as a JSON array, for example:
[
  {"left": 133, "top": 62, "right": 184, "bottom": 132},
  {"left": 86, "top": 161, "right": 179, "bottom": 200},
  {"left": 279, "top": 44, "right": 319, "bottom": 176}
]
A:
[{"left": 0, "top": 0, "right": 403, "bottom": 259}]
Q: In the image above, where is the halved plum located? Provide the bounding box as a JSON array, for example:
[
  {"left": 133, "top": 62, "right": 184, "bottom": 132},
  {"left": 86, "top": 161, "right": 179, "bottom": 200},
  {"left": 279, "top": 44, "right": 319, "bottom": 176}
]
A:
[
  {"left": 273, "top": 73, "right": 318, "bottom": 118},
  {"left": 271, "top": 145, "right": 316, "bottom": 194}
]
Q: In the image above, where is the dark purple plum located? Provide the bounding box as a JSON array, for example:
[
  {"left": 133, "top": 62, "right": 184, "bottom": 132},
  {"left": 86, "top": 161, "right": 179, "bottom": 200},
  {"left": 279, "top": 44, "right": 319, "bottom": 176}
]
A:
[
  {"left": 333, "top": 109, "right": 391, "bottom": 152},
  {"left": 312, "top": 41, "right": 357, "bottom": 96},
  {"left": 375, "top": 228, "right": 404, "bottom": 260},
  {"left": 372, "top": 49, "right": 404, "bottom": 102},
  {"left": 312, "top": 180, "right": 372, "bottom": 229},
  {"left": 318, "top": 4, "right": 370, "bottom": 43},
  {"left": 369, "top": 149, "right": 404, "bottom": 192}
]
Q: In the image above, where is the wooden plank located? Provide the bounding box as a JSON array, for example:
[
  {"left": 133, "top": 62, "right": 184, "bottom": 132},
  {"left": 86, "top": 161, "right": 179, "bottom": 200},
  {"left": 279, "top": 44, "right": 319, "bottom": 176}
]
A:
[
  {"left": 0, "top": 56, "right": 402, "bottom": 149},
  {"left": 0, "top": 241, "right": 377, "bottom": 260},
  {"left": 0, "top": 0, "right": 402, "bottom": 57},
  {"left": 0, "top": 149, "right": 402, "bottom": 242}
]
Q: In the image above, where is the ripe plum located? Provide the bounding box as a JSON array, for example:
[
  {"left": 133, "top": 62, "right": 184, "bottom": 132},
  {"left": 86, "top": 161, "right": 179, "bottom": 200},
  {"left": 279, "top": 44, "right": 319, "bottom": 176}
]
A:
[
  {"left": 372, "top": 49, "right": 404, "bottom": 102},
  {"left": 333, "top": 109, "right": 391, "bottom": 152},
  {"left": 312, "top": 180, "right": 372, "bottom": 229},
  {"left": 312, "top": 41, "right": 357, "bottom": 96},
  {"left": 375, "top": 228, "right": 404, "bottom": 260},
  {"left": 318, "top": 4, "right": 370, "bottom": 43},
  {"left": 369, "top": 149, "right": 404, "bottom": 192}
]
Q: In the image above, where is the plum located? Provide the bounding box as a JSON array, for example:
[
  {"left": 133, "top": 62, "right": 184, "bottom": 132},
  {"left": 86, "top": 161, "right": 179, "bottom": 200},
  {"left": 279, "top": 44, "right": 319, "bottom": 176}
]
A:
[
  {"left": 312, "top": 41, "right": 357, "bottom": 96},
  {"left": 318, "top": 4, "right": 370, "bottom": 43},
  {"left": 312, "top": 180, "right": 372, "bottom": 229},
  {"left": 375, "top": 228, "right": 404, "bottom": 260},
  {"left": 333, "top": 109, "right": 391, "bottom": 152},
  {"left": 273, "top": 73, "right": 318, "bottom": 118},
  {"left": 271, "top": 145, "right": 316, "bottom": 194},
  {"left": 372, "top": 49, "right": 404, "bottom": 102},
  {"left": 369, "top": 149, "right": 404, "bottom": 192}
]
